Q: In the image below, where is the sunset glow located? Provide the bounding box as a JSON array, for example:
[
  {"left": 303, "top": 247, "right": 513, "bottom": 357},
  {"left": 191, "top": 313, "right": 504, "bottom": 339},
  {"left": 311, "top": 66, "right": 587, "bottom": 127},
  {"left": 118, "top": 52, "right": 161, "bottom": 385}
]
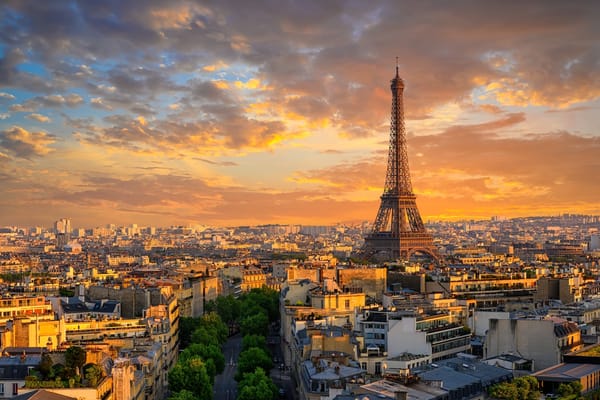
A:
[{"left": 1, "top": 1, "right": 599, "bottom": 228}]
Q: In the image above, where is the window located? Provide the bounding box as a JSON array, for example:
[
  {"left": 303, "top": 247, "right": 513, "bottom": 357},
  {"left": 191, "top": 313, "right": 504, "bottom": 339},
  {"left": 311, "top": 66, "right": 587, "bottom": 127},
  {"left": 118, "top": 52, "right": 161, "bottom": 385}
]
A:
[
  {"left": 345, "top": 300, "right": 350, "bottom": 309},
  {"left": 0, "top": 383, "right": 4, "bottom": 395},
  {"left": 12, "top": 382, "right": 18, "bottom": 396}
]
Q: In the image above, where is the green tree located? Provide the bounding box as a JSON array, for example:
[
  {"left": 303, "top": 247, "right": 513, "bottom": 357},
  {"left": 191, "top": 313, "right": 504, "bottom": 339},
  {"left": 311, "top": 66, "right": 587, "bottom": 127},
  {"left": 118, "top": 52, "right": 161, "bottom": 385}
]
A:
[
  {"left": 168, "top": 389, "right": 199, "bottom": 400},
  {"left": 179, "top": 317, "right": 200, "bottom": 348},
  {"left": 557, "top": 383, "right": 573, "bottom": 398},
  {"left": 191, "top": 326, "right": 220, "bottom": 347},
  {"left": 240, "top": 287, "right": 279, "bottom": 322},
  {"left": 168, "top": 356, "right": 212, "bottom": 399},
  {"left": 557, "top": 381, "right": 580, "bottom": 398},
  {"left": 181, "top": 343, "right": 225, "bottom": 375},
  {"left": 569, "top": 381, "right": 582, "bottom": 396},
  {"left": 489, "top": 381, "right": 519, "bottom": 400},
  {"left": 198, "top": 312, "right": 228, "bottom": 345},
  {"left": 489, "top": 377, "right": 540, "bottom": 400},
  {"left": 65, "top": 346, "right": 86, "bottom": 372},
  {"left": 242, "top": 334, "right": 268, "bottom": 352},
  {"left": 50, "top": 363, "right": 65, "bottom": 379},
  {"left": 240, "top": 312, "right": 269, "bottom": 337},
  {"left": 235, "top": 347, "right": 273, "bottom": 381},
  {"left": 212, "top": 295, "right": 241, "bottom": 325},
  {"left": 237, "top": 367, "right": 278, "bottom": 400},
  {"left": 83, "top": 363, "right": 104, "bottom": 387},
  {"left": 38, "top": 353, "right": 53, "bottom": 379}
]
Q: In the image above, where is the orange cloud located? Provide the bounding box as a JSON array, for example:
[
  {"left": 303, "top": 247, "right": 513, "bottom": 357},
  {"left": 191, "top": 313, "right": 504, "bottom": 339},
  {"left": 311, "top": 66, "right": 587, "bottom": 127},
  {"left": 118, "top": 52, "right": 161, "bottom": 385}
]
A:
[{"left": 0, "top": 126, "right": 56, "bottom": 159}]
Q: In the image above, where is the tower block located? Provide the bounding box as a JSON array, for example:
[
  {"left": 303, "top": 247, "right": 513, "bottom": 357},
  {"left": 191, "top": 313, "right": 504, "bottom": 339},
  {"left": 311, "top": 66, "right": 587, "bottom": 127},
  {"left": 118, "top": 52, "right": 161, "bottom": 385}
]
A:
[{"left": 363, "top": 65, "right": 439, "bottom": 262}]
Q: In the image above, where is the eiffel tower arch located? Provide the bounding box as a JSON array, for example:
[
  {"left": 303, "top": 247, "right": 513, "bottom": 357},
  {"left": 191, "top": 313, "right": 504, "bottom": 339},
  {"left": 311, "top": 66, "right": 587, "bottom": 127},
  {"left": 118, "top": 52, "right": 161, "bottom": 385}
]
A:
[{"left": 362, "top": 64, "right": 440, "bottom": 263}]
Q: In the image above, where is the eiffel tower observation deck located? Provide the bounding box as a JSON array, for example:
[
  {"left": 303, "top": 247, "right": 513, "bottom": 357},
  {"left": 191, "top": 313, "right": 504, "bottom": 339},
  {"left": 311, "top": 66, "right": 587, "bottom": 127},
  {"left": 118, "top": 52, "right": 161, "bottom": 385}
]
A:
[{"left": 363, "top": 64, "right": 439, "bottom": 263}]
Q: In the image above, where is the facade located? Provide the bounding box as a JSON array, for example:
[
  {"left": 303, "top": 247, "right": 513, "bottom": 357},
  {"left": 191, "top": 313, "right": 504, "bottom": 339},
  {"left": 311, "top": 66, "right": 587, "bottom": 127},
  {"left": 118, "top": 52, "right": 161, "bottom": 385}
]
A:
[
  {"left": 0, "top": 296, "right": 53, "bottom": 323},
  {"left": 535, "top": 275, "right": 585, "bottom": 304},
  {"left": 112, "top": 358, "right": 145, "bottom": 400},
  {"left": 388, "top": 314, "right": 471, "bottom": 361},
  {"left": 0, "top": 355, "right": 41, "bottom": 398},
  {"left": 1, "top": 318, "right": 65, "bottom": 350},
  {"left": 240, "top": 266, "right": 267, "bottom": 292},
  {"left": 534, "top": 363, "right": 600, "bottom": 395},
  {"left": 355, "top": 308, "right": 471, "bottom": 362},
  {"left": 484, "top": 317, "right": 582, "bottom": 371}
]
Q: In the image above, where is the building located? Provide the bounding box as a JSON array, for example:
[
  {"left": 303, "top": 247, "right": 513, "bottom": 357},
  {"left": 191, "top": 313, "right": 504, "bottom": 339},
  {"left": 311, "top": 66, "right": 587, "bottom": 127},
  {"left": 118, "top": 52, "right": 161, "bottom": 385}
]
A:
[
  {"left": 0, "top": 354, "right": 41, "bottom": 398},
  {"left": 112, "top": 358, "right": 144, "bottom": 400},
  {"left": 240, "top": 266, "right": 267, "bottom": 292},
  {"left": 355, "top": 308, "right": 471, "bottom": 362},
  {"left": 484, "top": 317, "right": 582, "bottom": 371},
  {"left": 415, "top": 354, "right": 512, "bottom": 400},
  {"left": 535, "top": 275, "right": 585, "bottom": 304},
  {"left": 534, "top": 363, "right": 600, "bottom": 395},
  {"left": 298, "top": 352, "right": 364, "bottom": 400}
]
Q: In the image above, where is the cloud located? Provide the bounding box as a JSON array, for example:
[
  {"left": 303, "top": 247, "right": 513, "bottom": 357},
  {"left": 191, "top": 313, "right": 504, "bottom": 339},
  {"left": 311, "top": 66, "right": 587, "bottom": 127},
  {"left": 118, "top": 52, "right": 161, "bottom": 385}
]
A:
[
  {"left": 291, "top": 112, "right": 600, "bottom": 218},
  {"left": 26, "top": 113, "right": 52, "bottom": 123},
  {"left": 0, "top": 92, "right": 15, "bottom": 101},
  {"left": 0, "top": 126, "right": 56, "bottom": 159},
  {"left": 10, "top": 93, "right": 84, "bottom": 112},
  {"left": 194, "top": 158, "right": 239, "bottom": 167},
  {"left": 1, "top": 1, "right": 599, "bottom": 225}
]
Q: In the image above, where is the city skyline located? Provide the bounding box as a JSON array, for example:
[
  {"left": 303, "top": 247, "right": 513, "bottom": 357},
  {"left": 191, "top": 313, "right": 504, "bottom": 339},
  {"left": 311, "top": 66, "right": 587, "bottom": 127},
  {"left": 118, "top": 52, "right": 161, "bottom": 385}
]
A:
[{"left": 1, "top": 1, "right": 600, "bottom": 228}]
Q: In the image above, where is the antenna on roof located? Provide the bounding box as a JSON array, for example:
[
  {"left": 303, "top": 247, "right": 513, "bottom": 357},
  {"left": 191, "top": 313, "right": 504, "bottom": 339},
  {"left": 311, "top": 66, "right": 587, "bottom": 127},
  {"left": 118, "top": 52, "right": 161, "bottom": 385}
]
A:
[{"left": 396, "top": 56, "right": 399, "bottom": 77}]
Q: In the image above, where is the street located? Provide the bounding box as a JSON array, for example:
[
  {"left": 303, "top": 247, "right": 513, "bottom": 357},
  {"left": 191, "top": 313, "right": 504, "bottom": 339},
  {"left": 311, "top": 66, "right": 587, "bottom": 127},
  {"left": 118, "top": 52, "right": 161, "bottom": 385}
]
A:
[
  {"left": 269, "top": 334, "right": 296, "bottom": 400},
  {"left": 213, "top": 334, "right": 242, "bottom": 400}
]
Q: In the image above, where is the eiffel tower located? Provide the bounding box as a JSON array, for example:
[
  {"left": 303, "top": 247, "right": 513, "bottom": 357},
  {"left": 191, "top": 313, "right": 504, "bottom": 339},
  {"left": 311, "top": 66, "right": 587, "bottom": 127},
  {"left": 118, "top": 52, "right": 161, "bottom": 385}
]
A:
[{"left": 363, "top": 64, "right": 439, "bottom": 262}]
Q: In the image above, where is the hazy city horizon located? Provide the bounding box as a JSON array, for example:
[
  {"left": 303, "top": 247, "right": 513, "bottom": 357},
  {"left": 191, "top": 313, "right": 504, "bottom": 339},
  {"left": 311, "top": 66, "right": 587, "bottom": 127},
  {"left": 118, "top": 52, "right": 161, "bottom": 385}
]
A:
[{"left": 3, "top": 212, "right": 600, "bottom": 231}]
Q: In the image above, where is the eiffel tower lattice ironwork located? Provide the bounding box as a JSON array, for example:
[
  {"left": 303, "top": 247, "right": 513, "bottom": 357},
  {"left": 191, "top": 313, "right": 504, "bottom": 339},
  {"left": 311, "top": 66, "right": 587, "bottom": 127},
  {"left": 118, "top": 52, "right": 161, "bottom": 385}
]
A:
[{"left": 363, "top": 64, "right": 439, "bottom": 262}]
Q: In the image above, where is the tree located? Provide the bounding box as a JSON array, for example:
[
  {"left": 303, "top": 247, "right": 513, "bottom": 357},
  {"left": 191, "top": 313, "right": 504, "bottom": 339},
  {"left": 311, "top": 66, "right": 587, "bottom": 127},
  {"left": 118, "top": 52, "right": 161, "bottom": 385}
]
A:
[
  {"left": 65, "top": 346, "right": 86, "bottom": 372},
  {"left": 168, "top": 356, "right": 212, "bottom": 400},
  {"left": 180, "top": 343, "right": 225, "bottom": 375},
  {"left": 197, "top": 312, "right": 228, "bottom": 345},
  {"left": 191, "top": 326, "right": 220, "bottom": 347},
  {"left": 242, "top": 334, "right": 268, "bottom": 352},
  {"left": 240, "top": 288, "right": 279, "bottom": 322},
  {"left": 83, "top": 363, "right": 104, "bottom": 387},
  {"left": 211, "top": 295, "right": 241, "bottom": 325},
  {"left": 168, "top": 390, "right": 199, "bottom": 400},
  {"left": 240, "top": 312, "right": 269, "bottom": 337},
  {"left": 179, "top": 317, "right": 200, "bottom": 349},
  {"left": 489, "top": 382, "right": 519, "bottom": 400},
  {"left": 235, "top": 347, "right": 273, "bottom": 381},
  {"left": 38, "top": 353, "right": 53, "bottom": 379},
  {"left": 237, "top": 367, "right": 278, "bottom": 400},
  {"left": 557, "top": 381, "right": 581, "bottom": 398},
  {"left": 489, "top": 377, "right": 540, "bottom": 400}
]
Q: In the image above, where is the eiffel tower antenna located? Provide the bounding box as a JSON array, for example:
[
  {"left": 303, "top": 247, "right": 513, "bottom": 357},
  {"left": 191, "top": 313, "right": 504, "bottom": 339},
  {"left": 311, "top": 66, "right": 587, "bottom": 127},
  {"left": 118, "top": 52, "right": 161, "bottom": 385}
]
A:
[{"left": 362, "top": 64, "right": 439, "bottom": 262}]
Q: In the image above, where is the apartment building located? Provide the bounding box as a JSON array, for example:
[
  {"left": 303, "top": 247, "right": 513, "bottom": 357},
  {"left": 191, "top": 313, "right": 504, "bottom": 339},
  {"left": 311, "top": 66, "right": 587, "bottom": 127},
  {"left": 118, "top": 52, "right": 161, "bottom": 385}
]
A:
[{"left": 484, "top": 316, "right": 582, "bottom": 371}]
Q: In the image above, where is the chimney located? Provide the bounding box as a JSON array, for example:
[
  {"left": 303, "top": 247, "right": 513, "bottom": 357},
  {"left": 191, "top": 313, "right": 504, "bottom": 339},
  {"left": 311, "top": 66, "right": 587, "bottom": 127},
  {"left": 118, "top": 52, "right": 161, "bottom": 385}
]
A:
[{"left": 395, "top": 391, "right": 407, "bottom": 400}]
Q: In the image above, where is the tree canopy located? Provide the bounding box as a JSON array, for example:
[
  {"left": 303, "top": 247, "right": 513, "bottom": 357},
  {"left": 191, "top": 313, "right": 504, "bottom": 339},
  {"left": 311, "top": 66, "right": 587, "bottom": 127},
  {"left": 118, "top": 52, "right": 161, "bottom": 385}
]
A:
[
  {"left": 65, "top": 346, "right": 86, "bottom": 372},
  {"left": 241, "top": 334, "right": 268, "bottom": 352},
  {"left": 235, "top": 347, "right": 273, "bottom": 381},
  {"left": 489, "top": 376, "right": 540, "bottom": 400},
  {"left": 237, "top": 367, "right": 278, "bottom": 400},
  {"left": 168, "top": 356, "right": 212, "bottom": 400}
]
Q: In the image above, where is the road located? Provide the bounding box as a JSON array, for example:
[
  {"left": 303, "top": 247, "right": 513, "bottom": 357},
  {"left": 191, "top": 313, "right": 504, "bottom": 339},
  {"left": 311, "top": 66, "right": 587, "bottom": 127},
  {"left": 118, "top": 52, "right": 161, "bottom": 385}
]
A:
[
  {"left": 269, "top": 334, "right": 297, "bottom": 400},
  {"left": 214, "top": 334, "right": 242, "bottom": 400}
]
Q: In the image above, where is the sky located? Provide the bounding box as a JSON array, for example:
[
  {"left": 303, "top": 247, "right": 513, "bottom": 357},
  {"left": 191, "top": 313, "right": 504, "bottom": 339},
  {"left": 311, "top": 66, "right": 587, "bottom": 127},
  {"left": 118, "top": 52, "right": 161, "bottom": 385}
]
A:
[{"left": 1, "top": 1, "right": 599, "bottom": 229}]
